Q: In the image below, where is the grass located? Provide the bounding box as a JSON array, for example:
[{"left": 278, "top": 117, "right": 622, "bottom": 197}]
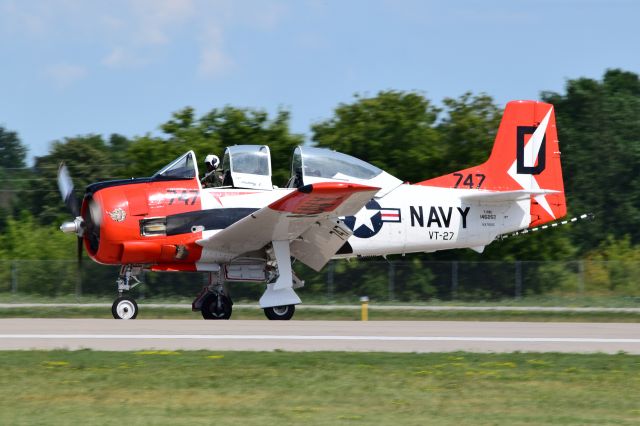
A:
[
  {"left": 0, "top": 305, "right": 639, "bottom": 322},
  {"left": 0, "top": 350, "right": 638, "bottom": 425}
]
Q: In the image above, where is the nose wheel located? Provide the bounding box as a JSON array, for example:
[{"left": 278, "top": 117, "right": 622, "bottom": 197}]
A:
[{"left": 112, "top": 296, "right": 139, "bottom": 320}]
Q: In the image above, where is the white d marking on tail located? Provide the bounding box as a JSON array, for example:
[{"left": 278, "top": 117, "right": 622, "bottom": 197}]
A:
[{"left": 507, "top": 107, "right": 555, "bottom": 219}]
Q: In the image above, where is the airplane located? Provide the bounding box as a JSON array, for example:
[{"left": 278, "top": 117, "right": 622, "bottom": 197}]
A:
[{"left": 58, "top": 100, "right": 566, "bottom": 320}]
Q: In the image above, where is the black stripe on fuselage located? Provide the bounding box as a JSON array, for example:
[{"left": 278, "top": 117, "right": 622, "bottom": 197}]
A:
[
  {"left": 85, "top": 176, "right": 193, "bottom": 196},
  {"left": 165, "top": 208, "right": 258, "bottom": 236}
]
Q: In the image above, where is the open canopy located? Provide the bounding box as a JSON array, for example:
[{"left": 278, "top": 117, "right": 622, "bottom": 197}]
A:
[
  {"left": 221, "top": 145, "right": 273, "bottom": 190},
  {"left": 288, "top": 146, "right": 402, "bottom": 197}
]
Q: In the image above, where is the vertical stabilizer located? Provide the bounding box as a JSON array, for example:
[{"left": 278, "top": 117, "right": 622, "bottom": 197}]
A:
[{"left": 417, "top": 100, "right": 566, "bottom": 227}]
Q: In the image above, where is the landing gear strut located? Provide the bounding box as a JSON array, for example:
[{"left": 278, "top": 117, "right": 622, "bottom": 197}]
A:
[
  {"left": 258, "top": 241, "right": 301, "bottom": 320},
  {"left": 112, "top": 265, "right": 142, "bottom": 320}
]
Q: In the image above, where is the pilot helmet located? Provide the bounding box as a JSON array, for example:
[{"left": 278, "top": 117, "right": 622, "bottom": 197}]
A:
[{"left": 204, "top": 154, "right": 220, "bottom": 170}]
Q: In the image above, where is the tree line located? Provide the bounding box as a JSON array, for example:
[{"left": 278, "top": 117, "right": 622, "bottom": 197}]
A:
[{"left": 0, "top": 69, "right": 639, "bottom": 298}]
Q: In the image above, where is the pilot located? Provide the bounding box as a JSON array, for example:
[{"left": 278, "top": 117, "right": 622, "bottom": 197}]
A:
[{"left": 201, "top": 154, "right": 222, "bottom": 188}]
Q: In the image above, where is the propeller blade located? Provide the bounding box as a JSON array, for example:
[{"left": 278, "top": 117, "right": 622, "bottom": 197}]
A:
[
  {"left": 89, "top": 197, "right": 102, "bottom": 227},
  {"left": 57, "top": 163, "right": 80, "bottom": 217},
  {"left": 77, "top": 236, "right": 84, "bottom": 266}
]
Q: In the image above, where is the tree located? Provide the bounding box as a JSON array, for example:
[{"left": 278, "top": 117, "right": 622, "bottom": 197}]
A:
[
  {"left": 0, "top": 127, "right": 30, "bottom": 217},
  {"left": 435, "top": 92, "right": 501, "bottom": 174},
  {"left": 0, "top": 126, "right": 27, "bottom": 169},
  {"left": 311, "top": 91, "right": 441, "bottom": 183},
  {"left": 542, "top": 69, "right": 640, "bottom": 252},
  {"left": 25, "top": 135, "right": 124, "bottom": 224},
  {"left": 124, "top": 106, "right": 303, "bottom": 186}
]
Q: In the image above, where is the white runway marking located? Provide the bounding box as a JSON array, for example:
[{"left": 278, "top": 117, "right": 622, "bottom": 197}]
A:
[{"left": 2, "top": 334, "right": 640, "bottom": 343}]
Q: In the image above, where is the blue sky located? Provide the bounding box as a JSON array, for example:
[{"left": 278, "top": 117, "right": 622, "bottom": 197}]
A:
[{"left": 1, "top": 0, "right": 638, "bottom": 163}]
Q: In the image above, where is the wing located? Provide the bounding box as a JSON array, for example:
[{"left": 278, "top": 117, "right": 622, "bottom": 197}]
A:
[{"left": 197, "top": 182, "right": 378, "bottom": 267}]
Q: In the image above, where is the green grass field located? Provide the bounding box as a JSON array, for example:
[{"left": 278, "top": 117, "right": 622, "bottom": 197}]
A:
[
  {"left": 1, "top": 305, "right": 639, "bottom": 322},
  {"left": 0, "top": 351, "right": 638, "bottom": 425}
]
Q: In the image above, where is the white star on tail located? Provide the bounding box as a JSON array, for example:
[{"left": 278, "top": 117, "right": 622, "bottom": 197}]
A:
[
  {"left": 507, "top": 107, "right": 555, "bottom": 219},
  {"left": 352, "top": 207, "right": 378, "bottom": 231}
]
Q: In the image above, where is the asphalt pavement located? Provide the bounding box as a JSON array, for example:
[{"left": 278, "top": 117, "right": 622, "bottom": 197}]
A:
[{"left": 1, "top": 319, "right": 639, "bottom": 353}]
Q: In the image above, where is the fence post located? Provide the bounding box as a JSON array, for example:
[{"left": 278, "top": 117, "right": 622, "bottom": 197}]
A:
[
  {"left": 327, "top": 261, "right": 334, "bottom": 303},
  {"left": 388, "top": 261, "right": 395, "bottom": 301},
  {"left": 11, "top": 261, "right": 17, "bottom": 294},
  {"left": 451, "top": 261, "right": 458, "bottom": 300},
  {"left": 515, "top": 261, "right": 522, "bottom": 299}
]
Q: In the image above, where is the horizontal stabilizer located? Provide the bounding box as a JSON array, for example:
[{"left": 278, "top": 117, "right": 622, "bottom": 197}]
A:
[{"left": 459, "top": 189, "right": 559, "bottom": 203}]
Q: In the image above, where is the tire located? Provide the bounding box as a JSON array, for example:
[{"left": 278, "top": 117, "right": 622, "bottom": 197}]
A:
[
  {"left": 112, "top": 296, "right": 138, "bottom": 320},
  {"left": 201, "top": 293, "right": 232, "bottom": 320},
  {"left": 264, "top": 305, "right": 295, "bottom": 321}
]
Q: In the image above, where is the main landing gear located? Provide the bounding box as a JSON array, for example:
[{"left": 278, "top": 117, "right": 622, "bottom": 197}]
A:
[
  {"left": 192, "top": 271, "right": 233, "bottom": 320},
  {"left": 258, "top": 241, "right": 302, "bottom": 321},
  {"left": 112, "top": 265, "right": 142, "bottom": 320},
  {"left": 263, "top": 305, "right": 295, "bottom": 320}
]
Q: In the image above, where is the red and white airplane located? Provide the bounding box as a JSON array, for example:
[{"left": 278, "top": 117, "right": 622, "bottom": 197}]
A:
[{"left": 58, "top": 100, "right": 565, "bottom": 320}]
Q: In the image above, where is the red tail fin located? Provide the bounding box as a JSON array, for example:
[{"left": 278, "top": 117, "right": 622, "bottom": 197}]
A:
[{"left": 417, "top": 100, "right": 566, "bottom": 227}]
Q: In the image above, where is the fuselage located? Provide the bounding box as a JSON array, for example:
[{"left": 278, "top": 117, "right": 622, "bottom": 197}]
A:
[{"left": 83, "top": 180, "right": 529, "bottom": 270}]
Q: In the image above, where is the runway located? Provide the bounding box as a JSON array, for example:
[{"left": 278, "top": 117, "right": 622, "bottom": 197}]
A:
[{"left": 1, "top": 319, "right": 639, "bottom": 353}]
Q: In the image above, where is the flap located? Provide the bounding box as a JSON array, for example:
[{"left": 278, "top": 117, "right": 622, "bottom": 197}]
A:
[{"left": 290, "top": 219, "right": 352, "bottom": 271}]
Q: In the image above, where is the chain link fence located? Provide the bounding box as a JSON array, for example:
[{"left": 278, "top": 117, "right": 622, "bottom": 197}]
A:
[{"left": 1, "top": 259, "right": 638, "bottom": 302}]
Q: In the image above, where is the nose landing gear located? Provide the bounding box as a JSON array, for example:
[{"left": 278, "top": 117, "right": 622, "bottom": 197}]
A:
[{"left": 112, "top": 265, "right": 142, "bottom": 320}]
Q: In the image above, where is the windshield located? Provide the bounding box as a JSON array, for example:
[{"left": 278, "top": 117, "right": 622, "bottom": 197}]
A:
[
  {"left": 297, "top": 147, "right": 382, "bottom": 180},
  {"left": 153, "top": 152, "right": 196, "bottom": 179}
]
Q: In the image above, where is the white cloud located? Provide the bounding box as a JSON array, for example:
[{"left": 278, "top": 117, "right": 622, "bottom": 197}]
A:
[
  {"left": 130, "top": 0, "right": 195, "bottom": 45},
  {"left": 102, "top": 46, "right": 147, "bottom": 69},
  {"left": 0, "top": 0, "right": 50, "bottom": 36},
  {"left": 244, "top": 1, "right": 287, "bottom": 31},
  {"left": 1, "top": 0, "right": 291, "bottom": 80},
  {"left": 45, "top": 63, "right": 88, "bottom": 88},
  {"left": 197, "top": 26, "right": 234, "bottom": 78}
]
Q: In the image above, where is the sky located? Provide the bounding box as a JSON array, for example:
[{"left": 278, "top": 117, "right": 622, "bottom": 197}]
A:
[{"left": 0, "top": 0, "right": 638, "bottom": 164}]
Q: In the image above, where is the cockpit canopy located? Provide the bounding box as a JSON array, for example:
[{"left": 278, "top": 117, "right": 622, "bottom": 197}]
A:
[
  {"left": 153, "top": 145, "right": 402, "bottom": 197},
  {"left": 288, "top": 146, "right": 402, "bottom": 196},
  {"left": 221, "top": 145, "right": 272, "bottom": 190}
]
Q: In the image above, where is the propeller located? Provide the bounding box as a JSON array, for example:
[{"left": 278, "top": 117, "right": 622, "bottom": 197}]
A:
[
  {"left": 57, "top": 162, "right": 84, "bottom": 264},
  {"left": 57, "top": 163, "right": 80, "bottom": 217}
]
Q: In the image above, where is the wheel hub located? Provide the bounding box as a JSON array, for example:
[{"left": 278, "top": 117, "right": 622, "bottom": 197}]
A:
[
  {"left": 272, "top": 306, "right": 289, "bottom": 316},
  {"left": 116, "top": 300, "right": 136, "bottom": 319}
]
